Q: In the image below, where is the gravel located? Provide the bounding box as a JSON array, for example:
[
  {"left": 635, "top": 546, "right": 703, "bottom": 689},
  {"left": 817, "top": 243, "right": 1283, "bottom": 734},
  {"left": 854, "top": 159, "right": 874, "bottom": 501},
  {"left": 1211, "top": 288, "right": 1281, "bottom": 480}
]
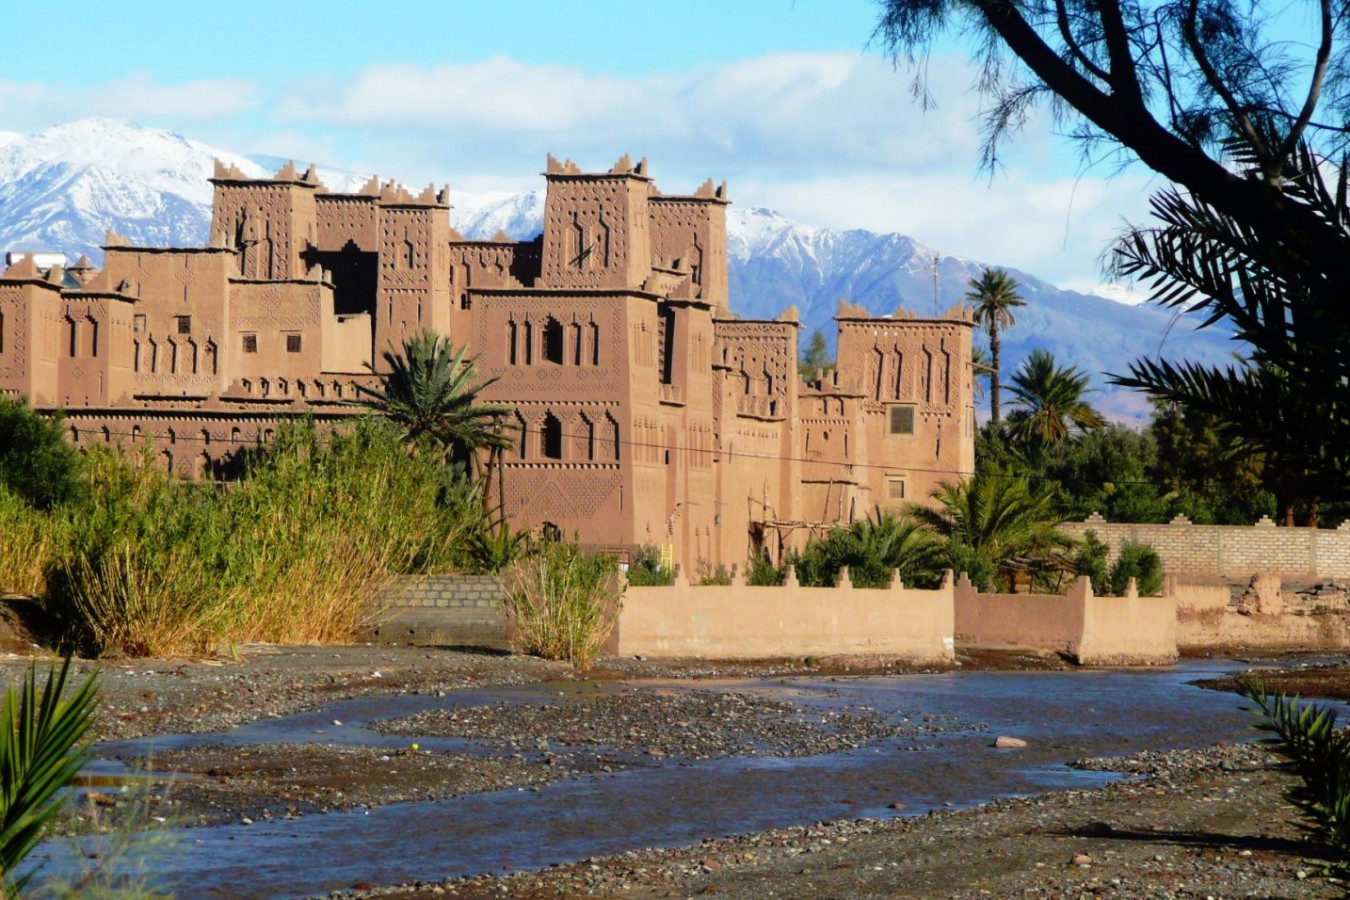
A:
[{"left": 373, "top": 687, "right": 961, "bottom": 761}]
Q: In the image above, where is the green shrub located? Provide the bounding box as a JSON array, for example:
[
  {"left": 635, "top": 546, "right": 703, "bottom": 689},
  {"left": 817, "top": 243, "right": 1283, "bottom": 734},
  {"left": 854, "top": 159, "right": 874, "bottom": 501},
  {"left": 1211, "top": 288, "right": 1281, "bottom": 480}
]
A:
[
  {"left": 1073, "top": 530, "right": 1110, "bottom": 590},
  {"left": 0, "top": 397, "right": 83, "bottom": 510},
  {"left": 791, "top": 511, "right": 942, "bottom": 589},
  {"left": 1107, "top": 540, "right": 1164, "bottom": 596},
  {"left": 696, "top": 560, "right": 732, "bottom": 585},
  {"left": 746, "top": 549, "right": 785, "bottom": 586},
  {"left": 625, "top": 545, "right": 673, "bottom": 586},
  {"left": 506, "top": 538, "right": 621, "bottom": 669},
  {"left": 944, "top": 542, "right": 1000, "bottom": 592}
]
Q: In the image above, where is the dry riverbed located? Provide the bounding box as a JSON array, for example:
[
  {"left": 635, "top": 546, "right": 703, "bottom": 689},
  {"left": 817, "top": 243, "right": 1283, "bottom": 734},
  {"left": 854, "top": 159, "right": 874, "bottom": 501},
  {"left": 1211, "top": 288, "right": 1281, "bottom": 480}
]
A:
[{"left": 7, "top": 645, "right": 1350, "bottom": 898}]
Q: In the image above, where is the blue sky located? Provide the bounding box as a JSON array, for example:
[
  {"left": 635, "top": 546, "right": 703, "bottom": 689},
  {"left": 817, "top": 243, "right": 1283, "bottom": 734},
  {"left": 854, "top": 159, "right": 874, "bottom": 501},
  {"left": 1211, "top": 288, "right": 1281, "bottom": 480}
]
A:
[{"left": 0, "top": 0, "right": 1159, "bottom": 296}]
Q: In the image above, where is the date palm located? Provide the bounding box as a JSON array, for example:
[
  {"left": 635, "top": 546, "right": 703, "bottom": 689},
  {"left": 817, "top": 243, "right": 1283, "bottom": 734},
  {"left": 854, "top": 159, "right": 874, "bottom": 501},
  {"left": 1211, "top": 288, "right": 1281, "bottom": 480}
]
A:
[
  {"left": 355, "top": 330, "right": 514, "bottom": 500},
  {"left": 965, "top": 268, "right": 1025, "bottom": 425},
  {"left": 1005, "top": 349, "right": 1105, "bottom": 448},
  {"left": 1, "top": 657, "right": 101, "bottom": 896},
  {"left": 909, "top": 469, "right": 1073, "bottom": 592}
]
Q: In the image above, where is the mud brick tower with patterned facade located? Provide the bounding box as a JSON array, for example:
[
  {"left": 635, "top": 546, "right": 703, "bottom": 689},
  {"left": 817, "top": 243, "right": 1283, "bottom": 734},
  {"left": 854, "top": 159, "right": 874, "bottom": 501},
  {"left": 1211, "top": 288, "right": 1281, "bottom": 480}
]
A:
[{"left": 0, "top": 154, "right": 975, "bottom": 570}]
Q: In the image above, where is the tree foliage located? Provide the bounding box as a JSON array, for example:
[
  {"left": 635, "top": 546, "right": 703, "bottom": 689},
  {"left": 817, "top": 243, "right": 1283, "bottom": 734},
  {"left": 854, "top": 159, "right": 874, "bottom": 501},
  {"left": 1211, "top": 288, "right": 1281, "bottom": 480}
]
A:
[
  {"left": 355, "top": 329, "right": 514, "bottom": 482},
  {"left": 876, "top": 0, "right": 1350, "bottom": 521},
  {"left": 789, "top": 510, "right": 943, "bottom": 589},
  {"left": 1004, "top": 349, "right": 1105, "bottom": 450},
  {"left": 964, "top": 268, "right": 1025, "bottom": 424},
  {"left": 0, "top": 397, "right": 83, "bottom": 511},
  {"left": 798, "top": 329, "right": 835, "bottom": 380},
  {"left": 909, "top": 469, "right": 1075, "bottom": 591}
]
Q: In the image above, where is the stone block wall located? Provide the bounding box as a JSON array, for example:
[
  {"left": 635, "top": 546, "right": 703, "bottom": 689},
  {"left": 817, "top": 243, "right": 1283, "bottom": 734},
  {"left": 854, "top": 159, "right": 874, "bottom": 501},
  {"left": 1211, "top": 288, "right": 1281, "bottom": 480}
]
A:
[
  {"left": 375, "top": 574, "right": 507, "bottom": 609},
  {"left": 360, "top": 574, "right": 508, "bottom": 647},
  {"left": 1063, "top": 514, "right": 1350, "bottom": 581}
]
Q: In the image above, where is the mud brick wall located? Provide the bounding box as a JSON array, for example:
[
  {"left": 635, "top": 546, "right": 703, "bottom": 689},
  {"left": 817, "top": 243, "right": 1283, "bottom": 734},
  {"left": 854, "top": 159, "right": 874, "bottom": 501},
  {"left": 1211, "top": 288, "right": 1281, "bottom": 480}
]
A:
[
  {"left": 1063, "top": 514, "right": 1350, "bottom": 581},
  {"left": 362, "top": 574, "right": 508, "bottom": 647},
  {"left": 614, "top": 567, "right": 955, "bottom": 663},
  {"left": 953, "top": 573, "right": 1177, "bottom": 666}
]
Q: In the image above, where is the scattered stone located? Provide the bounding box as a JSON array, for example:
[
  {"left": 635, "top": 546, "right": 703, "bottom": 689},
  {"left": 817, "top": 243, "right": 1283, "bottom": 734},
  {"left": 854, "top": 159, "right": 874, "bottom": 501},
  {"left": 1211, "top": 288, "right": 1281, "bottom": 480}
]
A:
[{"left": 994, "top": 736, "right": 1027, "bottom": 749}]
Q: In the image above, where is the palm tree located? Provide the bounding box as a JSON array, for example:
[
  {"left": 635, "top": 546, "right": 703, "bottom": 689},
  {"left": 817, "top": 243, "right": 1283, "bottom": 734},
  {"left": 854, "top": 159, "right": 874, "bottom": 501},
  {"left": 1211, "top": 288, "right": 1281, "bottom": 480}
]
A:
[
  {"left": 791, "top": 509, "right": 943, "bottom": 589},
  {"left": 909, "top": 469, "right": 1074, "bottom": 592},
  {"left": 1, "top": 657, "right": 101, "bottom": 896},
  {"left": 965, "top": 268, "right": 1025, "bottom": 425},
  {"left": 355, "top": 330, "right": 515, "bottom": 500},
  {"left": 1005, "top": 349, "right": 1105, "bottom": 449}
]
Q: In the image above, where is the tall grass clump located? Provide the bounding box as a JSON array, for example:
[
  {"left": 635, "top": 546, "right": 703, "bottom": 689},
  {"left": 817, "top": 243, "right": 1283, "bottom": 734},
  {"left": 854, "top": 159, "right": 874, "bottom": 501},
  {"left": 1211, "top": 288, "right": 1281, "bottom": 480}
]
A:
[
  {"left": 506, "top": 539, "right": 621, "bottom": 669},
  {"left": 48, "top": 417, "right": 483, "bottom": 657},
  {"left": 0, "top": 489, "right": 67, "bottom": 598}
]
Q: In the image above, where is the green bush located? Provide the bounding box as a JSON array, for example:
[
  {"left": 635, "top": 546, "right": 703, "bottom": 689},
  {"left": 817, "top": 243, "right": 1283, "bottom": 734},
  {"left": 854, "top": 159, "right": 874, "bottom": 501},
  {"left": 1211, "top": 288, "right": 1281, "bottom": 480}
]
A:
[
  {"left": 1073, "top": 530, "right": 1110, "bottom": 589},
  {"left": 746, "top": 549, "right": 785, "bottom": 586},
  {"left": 506, "top": 538, "right": 621, "bottom": 669},
  {"left": 625, "top": 545, "right": 673, "bottom": 586},
  {"left": 791, "top": 511, "right": 942, "bottom": 589},
  {"left": 1107, "top": 540, "right": 1164, "bottom": 596},
  {"left": 696, "top": 560, "right": 732, "bottom": 585},
  {"left": 0, "top": 397, "right": 83, "bottom": 510}
]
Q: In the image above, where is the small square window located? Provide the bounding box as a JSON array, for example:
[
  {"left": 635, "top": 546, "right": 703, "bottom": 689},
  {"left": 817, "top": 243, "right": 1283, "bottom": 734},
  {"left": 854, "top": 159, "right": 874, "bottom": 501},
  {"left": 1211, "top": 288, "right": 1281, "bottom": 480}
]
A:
[
  {"left": 242, "top": 333, "right": 258, "bottom": 354},
  {"left": 286, "top": 333, "right": 302, "bottom": 353},
  {"left": 175, "top": 315, "right": 191, "bottom": 335},
  {"left": 886, "top": 477, "right": 906, "bottom": 501},
  {"left": 889, "top": 405, "right": 916, "bottom": 435}
]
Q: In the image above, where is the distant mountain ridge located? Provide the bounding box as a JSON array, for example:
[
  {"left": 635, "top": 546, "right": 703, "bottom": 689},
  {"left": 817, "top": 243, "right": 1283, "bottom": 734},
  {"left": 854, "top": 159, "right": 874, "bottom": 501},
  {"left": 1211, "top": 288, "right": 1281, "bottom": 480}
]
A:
[{"left": 0, "top": 118, "right": 1240, "bottom": 421}]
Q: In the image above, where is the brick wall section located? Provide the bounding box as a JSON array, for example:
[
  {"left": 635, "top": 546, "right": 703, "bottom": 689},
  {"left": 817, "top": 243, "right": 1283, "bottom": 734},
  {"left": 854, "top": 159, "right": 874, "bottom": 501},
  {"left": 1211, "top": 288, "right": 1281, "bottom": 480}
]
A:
[
  {"left": 1063, "top": 514, "right": 1350, "bottom": 580},
  {"left": 361, "top": 574, "right": 508, "bottom": 647},
  {"left": 375, "top": 574, "right": 508, "bottom": 609}
]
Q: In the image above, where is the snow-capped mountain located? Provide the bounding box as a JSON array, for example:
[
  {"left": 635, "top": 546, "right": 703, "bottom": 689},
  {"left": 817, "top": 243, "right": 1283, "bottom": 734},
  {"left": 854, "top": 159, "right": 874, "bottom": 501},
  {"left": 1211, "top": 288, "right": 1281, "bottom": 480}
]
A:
[{"left": 0, "top": 119, "right": 1239, "bottom": 421}]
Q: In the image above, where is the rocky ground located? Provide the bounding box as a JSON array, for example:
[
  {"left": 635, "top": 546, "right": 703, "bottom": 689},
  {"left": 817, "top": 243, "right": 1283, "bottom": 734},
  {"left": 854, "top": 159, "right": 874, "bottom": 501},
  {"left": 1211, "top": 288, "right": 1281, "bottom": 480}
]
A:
[{"left": 6, "top": 644, "right": 1349, "bottom": 898}]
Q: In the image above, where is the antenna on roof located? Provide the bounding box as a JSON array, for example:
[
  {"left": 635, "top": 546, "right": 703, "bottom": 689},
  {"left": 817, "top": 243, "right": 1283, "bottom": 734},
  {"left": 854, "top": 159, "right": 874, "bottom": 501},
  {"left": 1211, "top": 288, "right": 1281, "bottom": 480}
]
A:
[{"left": 932, "top": 255, "right": 939, "bottom": 317}]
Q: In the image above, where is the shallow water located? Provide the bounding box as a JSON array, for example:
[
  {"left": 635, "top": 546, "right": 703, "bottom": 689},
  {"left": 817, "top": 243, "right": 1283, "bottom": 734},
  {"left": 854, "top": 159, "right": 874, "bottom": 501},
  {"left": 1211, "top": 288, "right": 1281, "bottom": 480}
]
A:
[{"left": 28, "top": 660, "right": 1293, "bottom": 899}]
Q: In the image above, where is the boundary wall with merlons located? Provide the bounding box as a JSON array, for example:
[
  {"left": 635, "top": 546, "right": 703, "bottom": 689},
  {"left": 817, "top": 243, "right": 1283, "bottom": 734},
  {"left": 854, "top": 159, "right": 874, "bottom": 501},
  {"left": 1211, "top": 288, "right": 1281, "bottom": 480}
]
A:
[
  {"left": 953, "top": 573, "right": 1177, "bottom": 665},
  {"left": 1063, "top": 513, "right": 1350, "bottom": 580},
  {"left": 611, "top": 567, "right": 955, "bottom": 662}
]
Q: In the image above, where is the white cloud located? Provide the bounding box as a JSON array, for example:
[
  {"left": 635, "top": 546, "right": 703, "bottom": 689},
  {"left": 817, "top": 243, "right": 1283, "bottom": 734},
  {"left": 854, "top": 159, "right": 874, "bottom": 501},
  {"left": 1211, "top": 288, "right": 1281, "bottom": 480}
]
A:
[
  {"left": 0, "top": 74, "right": 257, "bottom": 127},
  {"left": 279, "top": 51, "right": 987, "bottom": 175}
]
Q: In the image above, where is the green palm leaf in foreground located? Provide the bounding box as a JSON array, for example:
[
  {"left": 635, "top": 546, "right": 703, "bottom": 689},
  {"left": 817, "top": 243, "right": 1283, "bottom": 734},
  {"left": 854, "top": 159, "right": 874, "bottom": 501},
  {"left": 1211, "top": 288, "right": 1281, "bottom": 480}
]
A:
[
  {"left": 1240, "top": 675, "right": 1350, "bottom": 872},
  {"left": 0, "top": 657, "right": 101, "bottom": 895}
]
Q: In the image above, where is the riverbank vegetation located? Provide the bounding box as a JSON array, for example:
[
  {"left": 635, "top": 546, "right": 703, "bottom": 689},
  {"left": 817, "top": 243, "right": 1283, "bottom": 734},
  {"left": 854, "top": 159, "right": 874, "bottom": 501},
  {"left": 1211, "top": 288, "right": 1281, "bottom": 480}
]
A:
[{"left": 0, "top": 414, "right": 485, "bottom": 657}]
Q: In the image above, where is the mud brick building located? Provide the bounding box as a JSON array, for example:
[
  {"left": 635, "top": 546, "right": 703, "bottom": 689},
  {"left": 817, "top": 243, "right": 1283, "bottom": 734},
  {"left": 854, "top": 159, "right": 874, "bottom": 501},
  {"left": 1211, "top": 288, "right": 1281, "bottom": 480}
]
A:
[{"left": 0, "top": 155, "right": 975, "bottom": 569}]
